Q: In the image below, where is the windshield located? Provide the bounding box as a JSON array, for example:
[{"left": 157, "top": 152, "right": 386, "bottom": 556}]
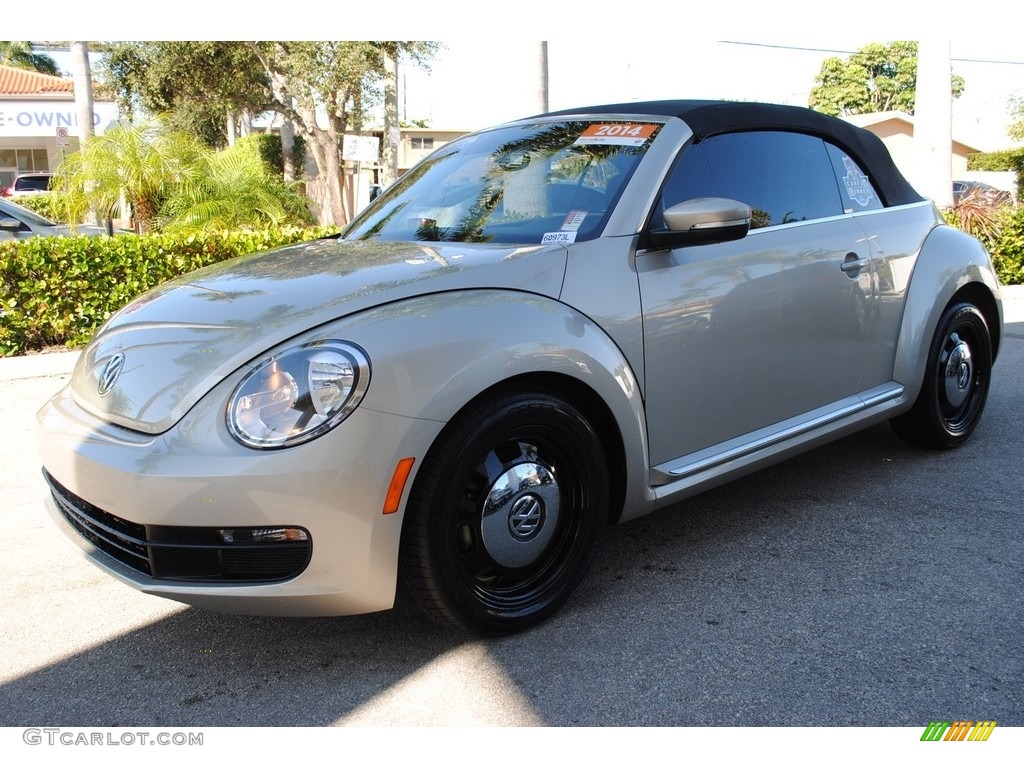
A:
[{"left": 344, "top": 120, "right": 662, "bottom": 245}]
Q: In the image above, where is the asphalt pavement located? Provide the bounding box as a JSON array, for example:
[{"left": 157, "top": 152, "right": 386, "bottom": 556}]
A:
[{"left": 0, "top": 287, "right": 1021, "bottom": 729}]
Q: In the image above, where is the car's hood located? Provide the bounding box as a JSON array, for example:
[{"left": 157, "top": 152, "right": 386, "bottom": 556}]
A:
[{"left": 72, "top": 237, "right": 566, "bottom": 434}]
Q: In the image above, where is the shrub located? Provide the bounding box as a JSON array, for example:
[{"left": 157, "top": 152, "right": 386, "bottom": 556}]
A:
[
  {"left": 987, "top": 206, "right": 1024, "bottom": 286},
  {"left": 0, "top": 226, "right": 332, "bottom": 356},
  {"left": 9, "top": 194, "right": 82, "bottom": 224}
]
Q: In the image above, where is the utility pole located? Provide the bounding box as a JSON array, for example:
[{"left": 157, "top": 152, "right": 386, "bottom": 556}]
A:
[
  {"left": 914, "top": 41, "right": 954, "bottom": 208},
  {"left": 534, "top": 42, "right": 549, "bottom": 114}
]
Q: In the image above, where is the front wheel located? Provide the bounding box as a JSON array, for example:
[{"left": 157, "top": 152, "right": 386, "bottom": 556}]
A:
[
  {"left": 400, "top": 387, "right": 608, "bottom": 634},
  {"left": 891, "top": 301, "right": 993, "bottom": 449}
]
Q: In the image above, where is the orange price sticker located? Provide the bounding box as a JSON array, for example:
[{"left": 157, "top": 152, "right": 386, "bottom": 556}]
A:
[{"left": 575, "top": 123, "right": 658, "bottom": 146}]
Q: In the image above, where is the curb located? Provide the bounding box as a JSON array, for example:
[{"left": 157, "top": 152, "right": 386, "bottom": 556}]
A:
[{"left": 0, "top": 350, "right": 80, "bottom": 382}]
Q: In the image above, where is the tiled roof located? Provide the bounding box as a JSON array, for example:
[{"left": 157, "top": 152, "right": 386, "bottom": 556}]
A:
[{"left": 0, "top": 64, "right": 74, "bottom": 96}]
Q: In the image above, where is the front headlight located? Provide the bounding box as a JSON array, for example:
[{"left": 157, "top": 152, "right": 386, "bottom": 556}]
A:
[{"left": 228, "top": 341, "right": 370, "bottom": 449}]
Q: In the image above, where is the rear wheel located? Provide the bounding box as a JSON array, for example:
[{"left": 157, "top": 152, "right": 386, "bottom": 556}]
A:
[
  {"left": 400, "top": 386, "right": 608, "bottom": 634},
  {"left": 891, "top": 302, "right": 992, "bottom": 449}
]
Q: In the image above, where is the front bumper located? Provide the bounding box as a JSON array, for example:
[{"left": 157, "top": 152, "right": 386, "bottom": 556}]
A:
[{"left": 37, "top": 379, "right": 443, "bottom": 617}]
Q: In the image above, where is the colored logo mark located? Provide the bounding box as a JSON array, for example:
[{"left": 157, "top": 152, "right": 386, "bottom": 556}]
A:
[{"left": 920, "top": 720, "right": 997, "bottom": 742}]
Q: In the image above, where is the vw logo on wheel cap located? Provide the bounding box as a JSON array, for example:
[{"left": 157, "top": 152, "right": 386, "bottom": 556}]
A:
[
  {"left": 97, "top": 353, "right": 126, "bottom": 397},
  {"left": 508, "top": 494, "right": 545, "bottom": 541}
]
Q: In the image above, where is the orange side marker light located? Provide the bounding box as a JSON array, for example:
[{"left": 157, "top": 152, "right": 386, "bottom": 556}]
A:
[{"left": 383, "top": 457, "right": 416, "bottom": 515}]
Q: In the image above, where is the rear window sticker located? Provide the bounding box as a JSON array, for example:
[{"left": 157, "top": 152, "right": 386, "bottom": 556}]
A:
[{"left": 841, "top": 156, "right": 876, "bottom": 207}]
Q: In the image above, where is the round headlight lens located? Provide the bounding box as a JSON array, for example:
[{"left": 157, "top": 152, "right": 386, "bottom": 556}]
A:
[{"left": 228, "top": 341, "right": 370, "bottom": 449}]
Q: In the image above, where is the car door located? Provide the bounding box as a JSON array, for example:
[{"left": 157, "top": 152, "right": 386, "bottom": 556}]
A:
[{"left": 638, "top": 130, "right": 875, "bottom": 468}]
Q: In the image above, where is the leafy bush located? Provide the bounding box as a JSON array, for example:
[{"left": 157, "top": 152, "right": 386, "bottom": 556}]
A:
[
  {"left": 967, "top": 148, "right": 1024, "bottom": 200},
  {"left": 0, "top": 226, "right": 332, "bottom": 356},
  {"left": 944, "top": 203, "right": 1024, "bottom": 286},
  {"left": 987, "top": 205, "right": 1024, "bottom": 285},
  {"left": 9, "top": 194, "right": 83, "bottom": 224}
]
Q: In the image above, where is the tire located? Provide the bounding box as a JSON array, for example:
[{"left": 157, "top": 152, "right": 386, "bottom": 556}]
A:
[
  {"left": 400, "top": 386, "right": 608, "bottom": 634},
  {"left": 891, "top": 302, "right": 992, "bottom": 449}
]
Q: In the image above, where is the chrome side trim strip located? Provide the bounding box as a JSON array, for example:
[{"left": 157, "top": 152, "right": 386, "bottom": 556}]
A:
[{"left": 653, "top": 383, "right": 905, "bottom": 484}]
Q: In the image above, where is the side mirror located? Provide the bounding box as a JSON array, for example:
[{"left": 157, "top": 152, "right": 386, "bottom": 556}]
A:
[
  {"left": 648, "top": 197, "right": 752, "bottom": 248},
  {"left": 0, "top": 217, "right": 25, "bottom": 232}
]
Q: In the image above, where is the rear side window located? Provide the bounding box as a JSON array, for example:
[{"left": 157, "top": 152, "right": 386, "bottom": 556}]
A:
[
  {"left": 658, "top": 131, "right": 850, "bottom": 229},
  {"left": 825, "top": 144, "right": 883, "bottom": 213}
]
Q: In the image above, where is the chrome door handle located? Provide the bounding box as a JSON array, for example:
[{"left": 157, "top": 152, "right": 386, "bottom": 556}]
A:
[{"left": 840, "top": 252, "right": 868, "bottom": 276}]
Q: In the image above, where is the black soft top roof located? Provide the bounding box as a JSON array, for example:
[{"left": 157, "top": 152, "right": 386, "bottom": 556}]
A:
[{"left": 536, "top": 100, "right": 923, "bottom": 207}]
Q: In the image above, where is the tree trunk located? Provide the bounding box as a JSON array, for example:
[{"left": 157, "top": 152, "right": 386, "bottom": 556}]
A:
[
  {"left": 70, "top": 42, "right": 95, "bottom": 225},
  {"left": 70, "top": 42, "right": 94, "bottom": 143},
  {"left": 382, "top": 49, "right": 399, "bottom": 187},
  {"left": 280, "top": 118, "right": 295, "bottom": 182}
]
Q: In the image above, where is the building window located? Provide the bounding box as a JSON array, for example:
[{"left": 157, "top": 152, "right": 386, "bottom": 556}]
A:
[
  {"left": 410, "top": 137, "right": 434, "bottom": 150},
  {"left": 0, "top": 149, "right": 50, "bottom": 188}
]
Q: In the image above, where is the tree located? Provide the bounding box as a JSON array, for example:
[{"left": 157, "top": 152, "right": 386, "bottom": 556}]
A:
[
  {"left": 1009, "top": 97, "right": 1024, "bottom": 142},
  {"left": 0, "top": 41, "right": 59, "bottom": 75},
  {"left": 101, "top": 42, "right": 272, "bottom": 149},
  {"left": 247, "top": 41, "right": 438, "bottom": 226},
  {"left": 808, "top": 41, "right": 964, "bottom": 116}
]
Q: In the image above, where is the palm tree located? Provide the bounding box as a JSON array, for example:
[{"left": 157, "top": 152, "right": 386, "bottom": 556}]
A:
[
  {"left": 54, "top": 118, "right": 208, "bottom": 232},
  {"left": 0, "top": 41, "right": 59, "bottom": 75},
  {"left": 160, "top": 136, "right": 313, "bottom": 231}
]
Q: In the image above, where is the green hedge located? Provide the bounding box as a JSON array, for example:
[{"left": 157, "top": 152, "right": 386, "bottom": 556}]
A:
[
  {"left": 8, "top": 194, "right": 77, "bottom": 223},
  {"left": 1, "top": 227, "right": 333, "bottom": 356},
  {"left": 986, "top": 205, "right": 1024, "bottom": 286}
]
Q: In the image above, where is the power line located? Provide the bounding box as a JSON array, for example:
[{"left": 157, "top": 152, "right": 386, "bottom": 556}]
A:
[{"left": 716, "top": 40, "right": 1024, "bottom": 66}]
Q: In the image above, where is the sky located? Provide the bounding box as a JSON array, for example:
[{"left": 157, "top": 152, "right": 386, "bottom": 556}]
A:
[
  {"left": 11, "top": 3, "right": 1024, "bottom": 154},
  {"left": 402, "top": 40, "right": 1024, "bottom": 151},
  {"left": 14, "top": 3, "right": 1024, "bottom": 151}
]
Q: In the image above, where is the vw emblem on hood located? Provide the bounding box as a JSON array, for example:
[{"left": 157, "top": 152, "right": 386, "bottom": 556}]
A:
[{"left": 97, "top": 353, "right": 126, "bottom": 397}]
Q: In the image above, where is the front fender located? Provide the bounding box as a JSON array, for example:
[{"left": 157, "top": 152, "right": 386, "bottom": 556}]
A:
[
  {"left": 893, "top": 224, "right": 1003, "bottom": 403},
  {"left": 307, "top": 289, "right": 655, "bottom": 521}
]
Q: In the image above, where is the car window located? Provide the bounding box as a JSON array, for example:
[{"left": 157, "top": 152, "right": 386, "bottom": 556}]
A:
[
  {"left": 655, "top": 131, "right": 847, "bottom": 230},
  {"left": 344, "top": 120, "right": 661, "bottom": 245}
]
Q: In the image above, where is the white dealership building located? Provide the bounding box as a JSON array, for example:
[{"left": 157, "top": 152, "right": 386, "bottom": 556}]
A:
[{"left": 0, "top": 64, "right": 117, "bottom": 190}]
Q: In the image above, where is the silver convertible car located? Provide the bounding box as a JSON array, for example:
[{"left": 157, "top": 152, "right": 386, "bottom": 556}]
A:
[{"left": 38, "top": 100, "right": 1003, "bottom": 634}]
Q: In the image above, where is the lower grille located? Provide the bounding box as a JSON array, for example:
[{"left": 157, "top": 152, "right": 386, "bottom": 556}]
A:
[{"left": 44, "top": 469, "right": 311, "bottom": 583}]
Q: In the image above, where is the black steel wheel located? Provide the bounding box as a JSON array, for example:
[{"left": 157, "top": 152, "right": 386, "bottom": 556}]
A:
[
  {"left": 891, "top": 302, "right": 992, "bottom": 449},
  {"left": 400, "top": 386, "right": 608, "bottom": 634}
]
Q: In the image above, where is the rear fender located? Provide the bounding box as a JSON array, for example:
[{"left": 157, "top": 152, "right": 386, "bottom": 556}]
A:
[{"left": 893, "top": 225, "right": 1003, "bottom": 404}]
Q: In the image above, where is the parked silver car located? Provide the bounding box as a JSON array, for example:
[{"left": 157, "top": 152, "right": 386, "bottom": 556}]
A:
[
  {"left": 38, "top": 100, "right": 1003, "bottom": 634},
  {"left": 0, "top": 197, "right": 109, "bottom": 240}
]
